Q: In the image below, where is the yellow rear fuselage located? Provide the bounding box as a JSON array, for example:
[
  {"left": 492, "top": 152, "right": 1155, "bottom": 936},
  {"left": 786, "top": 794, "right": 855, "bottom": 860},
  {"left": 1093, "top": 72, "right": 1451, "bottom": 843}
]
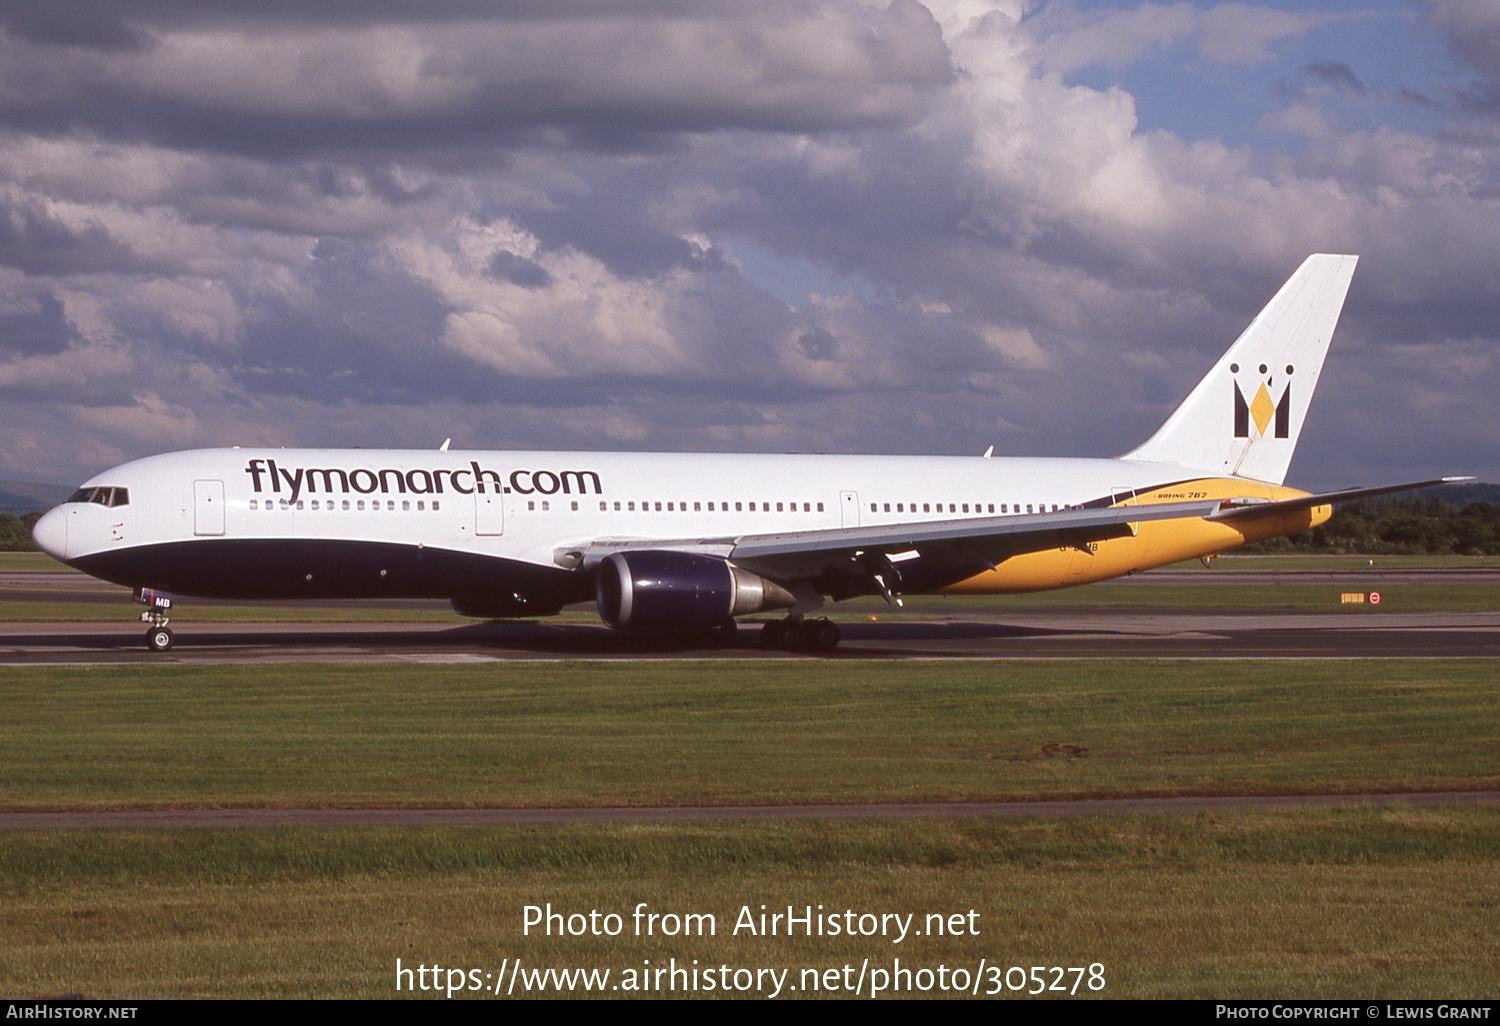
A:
[{"left": 944, "top": 478, "right": 1331, "bottom": 594}]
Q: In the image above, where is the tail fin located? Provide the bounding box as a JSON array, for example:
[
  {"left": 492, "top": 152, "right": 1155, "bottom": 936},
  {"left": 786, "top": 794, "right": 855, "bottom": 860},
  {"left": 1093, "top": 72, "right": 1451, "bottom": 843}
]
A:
[{"left": 1122, "top": 253, "right": 1358, "bottom": 485}]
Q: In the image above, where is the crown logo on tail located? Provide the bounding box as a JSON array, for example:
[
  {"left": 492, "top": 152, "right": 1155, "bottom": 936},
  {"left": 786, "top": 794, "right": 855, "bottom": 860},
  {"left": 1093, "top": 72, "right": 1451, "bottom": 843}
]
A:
[{"left": 1232, "top": 364, "right": 1291, "bottom": 439}]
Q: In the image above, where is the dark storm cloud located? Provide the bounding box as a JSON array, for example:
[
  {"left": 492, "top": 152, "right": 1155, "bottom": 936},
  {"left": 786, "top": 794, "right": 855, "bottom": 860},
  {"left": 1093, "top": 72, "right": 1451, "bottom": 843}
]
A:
[
  {"left": 1424, "top": 0, "right": 1500, "bottom": 115},
  {"left": 230, "top": 241, "right": 482, "bottom": 405},
  {"left": 486, "top": 251, "right": 551, "bottom": 290},
  {"left": 1426, "top": 0, "right": 1500, "bottom": 78},
  {"left": 0, "top": 195, "right": 139, "bottom": 275},
  {"left": 0, "top": 1, "right": 952, "bottom": 158},
  {"left": 1306, "top": 60, "right": 1364, "bottom": 93},
  {"left": 0, "top": 292, "right": 73, "bottom": 356}
]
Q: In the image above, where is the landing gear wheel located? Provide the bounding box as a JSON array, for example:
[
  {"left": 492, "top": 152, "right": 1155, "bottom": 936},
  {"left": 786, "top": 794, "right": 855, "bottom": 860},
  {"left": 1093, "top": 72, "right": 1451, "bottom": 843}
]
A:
[
  {"left": 805, "top": 618, "right": 841, "bottom": 652},
  {"left": 704, "top": 618, "right": 739, "bottom": 647},
  {"left": 760, "top": 620, "right": 788, "bottom": 649},
  {"left": 146, "top": 626, "right": 174, "bottom": 653}
]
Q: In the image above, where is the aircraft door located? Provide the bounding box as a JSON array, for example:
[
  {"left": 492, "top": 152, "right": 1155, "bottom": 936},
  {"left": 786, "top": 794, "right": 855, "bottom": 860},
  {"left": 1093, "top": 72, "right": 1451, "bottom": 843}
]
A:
[
  {"left": 194, "top": 479, "right": 225, "bottom": 536},
  {"left": 840, "top": 490, "right": 860, "bottom": 528},
  {"left": 475, "top": 492, "right": 504, "bottom": 536}
]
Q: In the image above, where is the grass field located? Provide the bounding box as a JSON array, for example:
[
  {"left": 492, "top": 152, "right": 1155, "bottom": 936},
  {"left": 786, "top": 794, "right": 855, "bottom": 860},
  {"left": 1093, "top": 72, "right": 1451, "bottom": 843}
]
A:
[
  {"left": 2, "top": 661, "right": 1497, "bottom": 811},
  {"left": 3, "top": 559, "right": 1498, "bottom": 1000},
  {"left": 3, "top": 658, "right": 1499, "bottom": 998},
  {"left": 4, "top": 808, "right": 1498, "bottom": 999}
]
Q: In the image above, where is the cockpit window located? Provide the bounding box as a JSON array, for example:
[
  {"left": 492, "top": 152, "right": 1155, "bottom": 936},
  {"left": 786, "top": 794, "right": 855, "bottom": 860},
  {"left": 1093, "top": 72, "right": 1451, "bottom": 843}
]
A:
[{"left": 66, "top": 486, "right": 130, "bottom": 508}]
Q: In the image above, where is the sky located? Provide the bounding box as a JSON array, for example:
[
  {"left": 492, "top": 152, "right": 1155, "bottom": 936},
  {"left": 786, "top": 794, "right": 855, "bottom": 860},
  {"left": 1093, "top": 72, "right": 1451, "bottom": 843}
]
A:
[{"left": 1, "top": 0, "right": 1497, "bottom": 490}]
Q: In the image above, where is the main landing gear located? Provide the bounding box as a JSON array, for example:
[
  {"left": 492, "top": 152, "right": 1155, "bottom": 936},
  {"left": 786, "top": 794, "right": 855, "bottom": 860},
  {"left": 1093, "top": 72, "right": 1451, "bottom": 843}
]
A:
[
  {"left": 761, "top": 616, "right": 841, "bottom": 652},
  {"left": 136, "top": 588, "right": 175, "bottom": 652}
]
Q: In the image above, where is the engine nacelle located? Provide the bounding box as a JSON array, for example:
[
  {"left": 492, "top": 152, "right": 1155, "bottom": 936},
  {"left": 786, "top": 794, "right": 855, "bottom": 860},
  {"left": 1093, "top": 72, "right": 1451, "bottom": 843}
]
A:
[{"left": 595, "top": 550, "right": 796, "bottom": 631}]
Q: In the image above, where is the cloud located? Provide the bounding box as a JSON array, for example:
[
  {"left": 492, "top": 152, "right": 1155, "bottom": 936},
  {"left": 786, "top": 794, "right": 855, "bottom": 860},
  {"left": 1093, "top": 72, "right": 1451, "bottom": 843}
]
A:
[
  {"left": 1028, "top": 1, "right": 1347, "bottom": 74},
  {"left": 1426, "top": 0, "right": 1500, "bottom": 79},
  {"left": 1425, "top": 0, "right": 1500, "bottom": 115},
  {"left": 1306, "top": 60, "right": 1365, "bottom": 93},
  {"left": 0, "top": 1, "right": 951, "bottom": 157},
  {"left": 0, "top": 0, "right": 1496, "bottom": 488}
]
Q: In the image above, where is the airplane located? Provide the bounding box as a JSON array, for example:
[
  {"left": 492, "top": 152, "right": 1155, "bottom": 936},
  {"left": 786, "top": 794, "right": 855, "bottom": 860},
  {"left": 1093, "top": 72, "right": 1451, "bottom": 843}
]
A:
[{"left": 30, "top": 253, "right": 1467, "bottom": 653}]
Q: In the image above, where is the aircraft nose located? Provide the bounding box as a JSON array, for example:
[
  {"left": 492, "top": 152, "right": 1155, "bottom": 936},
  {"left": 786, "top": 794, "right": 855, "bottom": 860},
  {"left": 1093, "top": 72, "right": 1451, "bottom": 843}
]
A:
[{"left": 31, "top": 506, "right": 68, "bottom": 561}]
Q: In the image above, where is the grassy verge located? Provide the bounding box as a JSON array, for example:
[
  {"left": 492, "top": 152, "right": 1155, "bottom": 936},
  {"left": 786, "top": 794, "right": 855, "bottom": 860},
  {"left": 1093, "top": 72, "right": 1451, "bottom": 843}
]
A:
[
  {"left": 3, "top": 661, "right": 1496, "bottom": 811},
  {"left": 0, "top": 600, "right": 474, "bottom": 623},
  {"left": 3, "top": 808, "right": 1497, "bottom": 998},
  {"left": 1173, "top": 554, "right": 1500, "bottom": 570},
  {"left": 4, "top": 586, "right": 1499, "bottom": 622},
  {"left": 900, "top": 584, "right": 1500, "bottom": 611}
]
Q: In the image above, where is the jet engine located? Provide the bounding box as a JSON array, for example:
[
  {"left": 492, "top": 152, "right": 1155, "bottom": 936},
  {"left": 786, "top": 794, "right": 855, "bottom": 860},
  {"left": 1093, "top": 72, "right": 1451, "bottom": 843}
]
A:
[{"left": 595, "top": 550, "right": 796, "bottom": 631}]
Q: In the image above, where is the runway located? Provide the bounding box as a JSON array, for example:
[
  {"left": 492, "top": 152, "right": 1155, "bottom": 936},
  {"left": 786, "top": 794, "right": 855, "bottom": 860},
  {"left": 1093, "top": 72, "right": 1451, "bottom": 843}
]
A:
[
  {"left": 4, "top": 559, "right": 1497, "bottom": 663},
  {"left": 2, "top": 608, "right": 1499, "bottom": 663},
  {"left": 4, "top": 790, "right": 1499, "bottom": 830}
]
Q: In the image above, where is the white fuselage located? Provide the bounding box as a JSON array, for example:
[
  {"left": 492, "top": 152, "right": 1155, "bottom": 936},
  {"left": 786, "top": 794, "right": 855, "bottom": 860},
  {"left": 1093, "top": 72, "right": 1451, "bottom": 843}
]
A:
[{"left": 36, "top": 446, "right": 1199, "bottom": 577}]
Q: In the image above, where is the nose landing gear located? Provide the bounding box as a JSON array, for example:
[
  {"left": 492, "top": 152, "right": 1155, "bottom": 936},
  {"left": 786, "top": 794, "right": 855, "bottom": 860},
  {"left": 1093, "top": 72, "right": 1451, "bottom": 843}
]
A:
[{"left": 136, "top": 588, "right": 175, "bottom": 652}]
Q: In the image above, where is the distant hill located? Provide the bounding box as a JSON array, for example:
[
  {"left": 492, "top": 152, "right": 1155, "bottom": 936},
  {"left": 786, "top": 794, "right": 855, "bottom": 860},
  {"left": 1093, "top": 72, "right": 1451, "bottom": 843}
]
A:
[{"left": 0, "top": 480, "right": 70, "bottom": 513}]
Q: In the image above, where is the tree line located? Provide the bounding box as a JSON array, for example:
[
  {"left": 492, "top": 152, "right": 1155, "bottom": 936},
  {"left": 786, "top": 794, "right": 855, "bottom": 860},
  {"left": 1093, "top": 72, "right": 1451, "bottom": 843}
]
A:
[
  {"left": 0, "top": 512, "right": 42, "bottom": 552},
  {"left": 1240, "top": 496, "right": 1500, "bottom": 555}
]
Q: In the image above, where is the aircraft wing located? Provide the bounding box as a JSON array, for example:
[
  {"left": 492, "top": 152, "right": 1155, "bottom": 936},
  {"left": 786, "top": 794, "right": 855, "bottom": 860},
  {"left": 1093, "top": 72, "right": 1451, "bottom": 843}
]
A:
[
  {"left": 573, "top": 498, "right": 1222, "bottom": 600},
  {"left": 1208, "top": 477, "right": 1474, "bottom": 523}
]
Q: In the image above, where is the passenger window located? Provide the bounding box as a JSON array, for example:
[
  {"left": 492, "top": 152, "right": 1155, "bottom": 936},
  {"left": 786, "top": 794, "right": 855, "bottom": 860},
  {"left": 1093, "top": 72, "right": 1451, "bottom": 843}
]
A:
[
  {"left": 735, "top": 502, "right": 743, "bottom": 511},
  {"left": 527, "top": 500, "right": 535, "bottom": 511},
  {"left": 627, "top": 501, "right": 635, "bottom": 511},
  {"left": 816, "top": 502, "right": 824, "bottom": 512},
  {"left": 417, "top": 501, "right": 425, "bottom": 511},
  {"left": 570, "top": 501, "right": 578, "bottom": 511},
  {"left": 432, "top": 501, "right": 440, "bottom": 511},
  {"left": 694, "top": 502, "right": 701, "bottom": 512},
  {"left": 356, "top": 500, "right": 365, "bottom": 510},
  {"left": 249, "top": 499, "right": 258, "bottom": 510},
  {"left": 654, "top": 501, "right": 662, "bottom": 511},
  {"left": 541, "top": 500, "right": 549, "bottom": 511}
]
